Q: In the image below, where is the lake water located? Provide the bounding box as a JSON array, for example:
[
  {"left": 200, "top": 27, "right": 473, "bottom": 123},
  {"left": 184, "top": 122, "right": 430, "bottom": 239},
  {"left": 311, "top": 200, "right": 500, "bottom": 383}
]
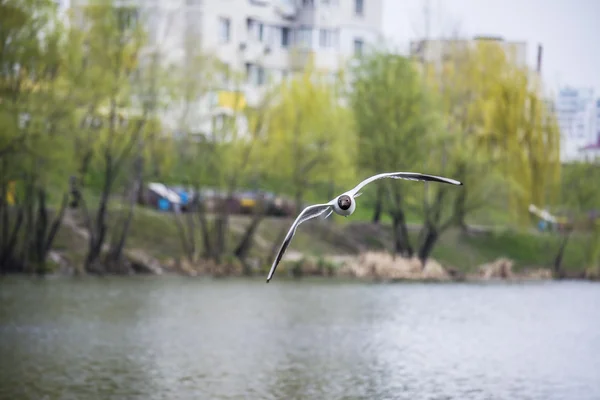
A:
[{"left": 0, "top": 276, "right": 599, "bottom": 400}]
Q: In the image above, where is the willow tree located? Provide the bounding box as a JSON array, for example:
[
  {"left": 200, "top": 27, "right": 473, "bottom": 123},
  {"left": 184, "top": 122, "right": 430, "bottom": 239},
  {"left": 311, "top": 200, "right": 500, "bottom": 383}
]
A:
[
  {"left": 423, "top": 39, "right": 560, "bottom": 233},
  {"left": 488, "top": 63, "right": 561, "bottom": 224},
  {"left": 350, "top": 50, "right": 438, "bottom": 256},
  {"left": 0, "top": 0, "right": 76, "bottom": 273},
  {"left": 263, "top": 62, "right": 355, "bottom": 213},
  {"left": 381, "top": 38, "right": 543, "bottom": 263}
]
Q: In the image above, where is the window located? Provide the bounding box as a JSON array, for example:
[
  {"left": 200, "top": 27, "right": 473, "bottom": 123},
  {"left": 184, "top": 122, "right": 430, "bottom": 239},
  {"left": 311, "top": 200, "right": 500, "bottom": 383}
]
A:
[
  {"left": 353, "top": 38, "right": 364, "bottom": 56},
  {"left": 354, "top": 0, "right": 363, "bottom": 15},
  {"left": 245, "top": 63, "right": 265, "bottom": 86},
  {"left": 296, "top": 27, "right": 312, "bottom": 48},
  {"left": 218, "top": 17, "right": 230, "bottom": 43},
  {"left": 319, "top": 29, "right": 336, "bottom": 48},
  {"left": 281, "top": 27, "right": 290, "bottom": 47},
  {"left": 247, "top": 18, "right": 265, "bottom": 42}
]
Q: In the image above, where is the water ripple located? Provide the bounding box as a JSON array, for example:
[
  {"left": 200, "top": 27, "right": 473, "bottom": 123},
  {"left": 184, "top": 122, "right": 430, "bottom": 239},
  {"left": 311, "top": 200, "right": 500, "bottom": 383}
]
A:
[{"left": 0, "top": 278, "right": 599, "bottom": 400}]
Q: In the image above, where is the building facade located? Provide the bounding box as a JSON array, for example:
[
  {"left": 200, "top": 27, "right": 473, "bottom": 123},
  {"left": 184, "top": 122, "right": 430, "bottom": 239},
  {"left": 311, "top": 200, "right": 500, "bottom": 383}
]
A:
[
  {"left": 555, "top": 87, "right": 596, "bottom": 162},
  {"left": 68, "top": 0, "right": 384, "bottom": 136},
  {"left": 409, "top": 36, "right": 528, "bottom": 68}
]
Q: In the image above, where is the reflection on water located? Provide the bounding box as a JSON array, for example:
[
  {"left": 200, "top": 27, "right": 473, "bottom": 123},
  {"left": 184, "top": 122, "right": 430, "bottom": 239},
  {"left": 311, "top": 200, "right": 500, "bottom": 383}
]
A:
[{"left": 0, "top": 276, "right": 599, "bottom": 400}]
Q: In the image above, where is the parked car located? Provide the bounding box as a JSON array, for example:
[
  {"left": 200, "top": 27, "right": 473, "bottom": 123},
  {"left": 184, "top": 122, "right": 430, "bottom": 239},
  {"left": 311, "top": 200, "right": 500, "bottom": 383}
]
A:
[
  {"left": 139, "top": 182, "right": 296, "bottom": 218},
  {"left": 141, "top": 182, "right": 182, "bottom": 212}
]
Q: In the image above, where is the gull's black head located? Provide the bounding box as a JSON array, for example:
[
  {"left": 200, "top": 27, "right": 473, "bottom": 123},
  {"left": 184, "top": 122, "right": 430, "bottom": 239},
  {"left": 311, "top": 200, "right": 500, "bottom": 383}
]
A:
[{"left": 337, "top": 195, "right": 352, "bottom": 211}]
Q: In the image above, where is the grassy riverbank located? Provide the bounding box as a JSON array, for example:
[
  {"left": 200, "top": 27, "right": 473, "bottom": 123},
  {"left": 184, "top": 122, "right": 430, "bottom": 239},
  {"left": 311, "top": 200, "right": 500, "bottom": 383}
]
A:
[{"left": 50, "top": 206, "right": 593, "bottom": 278}]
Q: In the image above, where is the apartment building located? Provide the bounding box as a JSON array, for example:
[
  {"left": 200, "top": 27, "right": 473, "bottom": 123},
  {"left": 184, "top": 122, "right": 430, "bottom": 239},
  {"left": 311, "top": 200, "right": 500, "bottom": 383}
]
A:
[
  {"left": 196, "top": 0, "right": 383, "bottom": 102},
  {"left": 68, "top": 0, "right": 384, "bottom": 136},
  {"left": 409, "top": 35, "right": 528, "bottom": 68}
]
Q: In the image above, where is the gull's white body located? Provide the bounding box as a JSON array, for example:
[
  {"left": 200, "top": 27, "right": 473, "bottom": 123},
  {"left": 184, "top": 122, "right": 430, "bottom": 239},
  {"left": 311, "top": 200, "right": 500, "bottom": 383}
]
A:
[{"left": 266, "top": 171, "right": 463, "bottom": 282}]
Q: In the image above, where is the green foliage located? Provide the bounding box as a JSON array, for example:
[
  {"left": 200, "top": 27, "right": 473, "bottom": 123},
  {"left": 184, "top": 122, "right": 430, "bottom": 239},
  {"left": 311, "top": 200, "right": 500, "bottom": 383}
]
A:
[
  {"left": 559, "top": 161, "right": 600, "bottom": 269},
  {"left": 350, "top": 50, "right": 435, "bottom": 179},
  {"left": 0, "top": 1, "right": 591, "bottom": 275},
  {"left": 422, "top": 39, "right": 560, "bottom": 226},
  {"left": 262, "top": 63, "right": 356, "bottom": 208},
  {"left": 0, "top": 0, "right": 75, "bottom": 191}
]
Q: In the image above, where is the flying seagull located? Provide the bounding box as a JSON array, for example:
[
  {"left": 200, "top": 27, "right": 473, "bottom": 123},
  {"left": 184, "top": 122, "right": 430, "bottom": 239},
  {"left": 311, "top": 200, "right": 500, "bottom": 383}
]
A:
[{"left": 266, "top": 172, "right": 463, "bottom": 283}]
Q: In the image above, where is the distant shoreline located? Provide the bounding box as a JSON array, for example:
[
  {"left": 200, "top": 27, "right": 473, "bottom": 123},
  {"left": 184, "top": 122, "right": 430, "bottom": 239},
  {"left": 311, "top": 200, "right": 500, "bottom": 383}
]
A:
[{"left": 19, "top": 249, "right": 597, "bottom": 283}]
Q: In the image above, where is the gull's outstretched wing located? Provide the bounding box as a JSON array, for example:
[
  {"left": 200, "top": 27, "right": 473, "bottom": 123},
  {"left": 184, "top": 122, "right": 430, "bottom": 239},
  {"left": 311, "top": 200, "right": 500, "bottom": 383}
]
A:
[
  {"left": 348, "top": 172, "right": 462, "bottom": 197},
  {"left": 266, "top": 203, "right": 332, "bottom": 283}
]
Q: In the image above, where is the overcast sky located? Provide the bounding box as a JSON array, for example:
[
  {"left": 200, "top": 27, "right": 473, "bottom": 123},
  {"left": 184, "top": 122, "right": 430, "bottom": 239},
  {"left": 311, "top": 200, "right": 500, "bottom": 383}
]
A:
[{"left": 381, "top": 0, "right": 600, "bottom": 96}]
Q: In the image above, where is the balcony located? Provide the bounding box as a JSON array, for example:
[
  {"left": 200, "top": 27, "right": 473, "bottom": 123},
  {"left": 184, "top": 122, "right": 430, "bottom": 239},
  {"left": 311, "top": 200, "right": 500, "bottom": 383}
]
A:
[
  {"left": 238, "top": 40, "right": 270, "bottom": 63},
  {"left": 274, "top": 0, "right": 298, "bottom": 19}
]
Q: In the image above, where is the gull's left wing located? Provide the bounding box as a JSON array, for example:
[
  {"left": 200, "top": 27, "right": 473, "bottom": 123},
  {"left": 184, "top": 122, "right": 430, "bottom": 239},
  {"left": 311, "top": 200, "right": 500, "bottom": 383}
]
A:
[{"left": 348, "top": 172, "right": 462, "bottom": 197}]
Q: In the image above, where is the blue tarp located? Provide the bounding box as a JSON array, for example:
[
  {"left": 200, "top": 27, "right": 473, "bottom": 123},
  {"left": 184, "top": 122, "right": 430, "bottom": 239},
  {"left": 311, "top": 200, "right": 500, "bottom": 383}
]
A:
[
  {"left": 158, "top": 198, "right": 170, "bottom": 211},
  {"left": 177, "top": 191, "right": 189, "bottom": 205}
]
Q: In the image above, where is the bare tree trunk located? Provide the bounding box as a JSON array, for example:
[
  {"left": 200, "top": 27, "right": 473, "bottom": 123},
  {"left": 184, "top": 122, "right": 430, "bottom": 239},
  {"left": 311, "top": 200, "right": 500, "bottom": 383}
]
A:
[
  {"left": 107, "top": 155, "right": 143, "bottom": 267},
  {"left": 214, "top": 194, "right": 230, "bottom": 265},
  {"left": 19, "top": 182, "right": 35, "bottom": 272},
  {"left": 386, "top": 184, "right": 413, "bottom": 257},
  {"left": 174, "top": 209, "right": 194, "bottom": 262},
  {"left": 0, "top": 208, "right": 23, "bottom": 272},
  {"left": 417, "top": 225, "right": 439, "bottom": 267},
  {"left": 372, "top": 183, "right": 384, "bottom": 224},
  {"left": 32, "top": 189, "right": 69, "bottom": 274},
  {"left": 553, "top": 230, "right": 571, "bottom": 279},
  {"left": 69, "top": 175, "right": 81, "bottom": 209},
  {"left": 390, "top": 210, "right": 413, "bottom": 257},
  {"left": 77, "top": 149, "right": 93, "bottom": 190},
  {"left": 183, "top": 196, "right": 196, "bottom": 258},
  {"left": 84, "top": 155, "right": 113, "bottom": 273},
  {"left": 453, "top": 185, "right": 469, "bottom": 233},
  {"left": 234, "top": 196, "right": 265, "bottom": 264},
  {"left": 0, "top": 180, "right": 7, "bottom": 251},
  {"left": 391, "top": 213, "right": 405, "bottom": 255},
  {"left": 44, "top": 193, "right": 68, "bottom": 256},
  {"left": 34, "top": 188, "right": 48, "bottom": 272},
  {"left": 196, "top": 197, "right": 213, "bottom": 260}
]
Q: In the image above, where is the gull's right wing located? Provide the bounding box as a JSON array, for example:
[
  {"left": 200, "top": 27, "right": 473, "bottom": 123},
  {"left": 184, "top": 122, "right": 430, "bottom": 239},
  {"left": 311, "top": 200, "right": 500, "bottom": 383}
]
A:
[{"left": 266, "top": 203, "right": 332, "bottom": 283}]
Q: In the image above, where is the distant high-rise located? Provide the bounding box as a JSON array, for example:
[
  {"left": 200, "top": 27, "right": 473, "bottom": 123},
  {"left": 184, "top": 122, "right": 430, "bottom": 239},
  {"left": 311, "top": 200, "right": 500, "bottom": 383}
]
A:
[
  {"left": 555, "top": 86, "right": 596, "bottom": 162},
  {"left": 595, "top": 98, "right": 600, "bottom": 143}
]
